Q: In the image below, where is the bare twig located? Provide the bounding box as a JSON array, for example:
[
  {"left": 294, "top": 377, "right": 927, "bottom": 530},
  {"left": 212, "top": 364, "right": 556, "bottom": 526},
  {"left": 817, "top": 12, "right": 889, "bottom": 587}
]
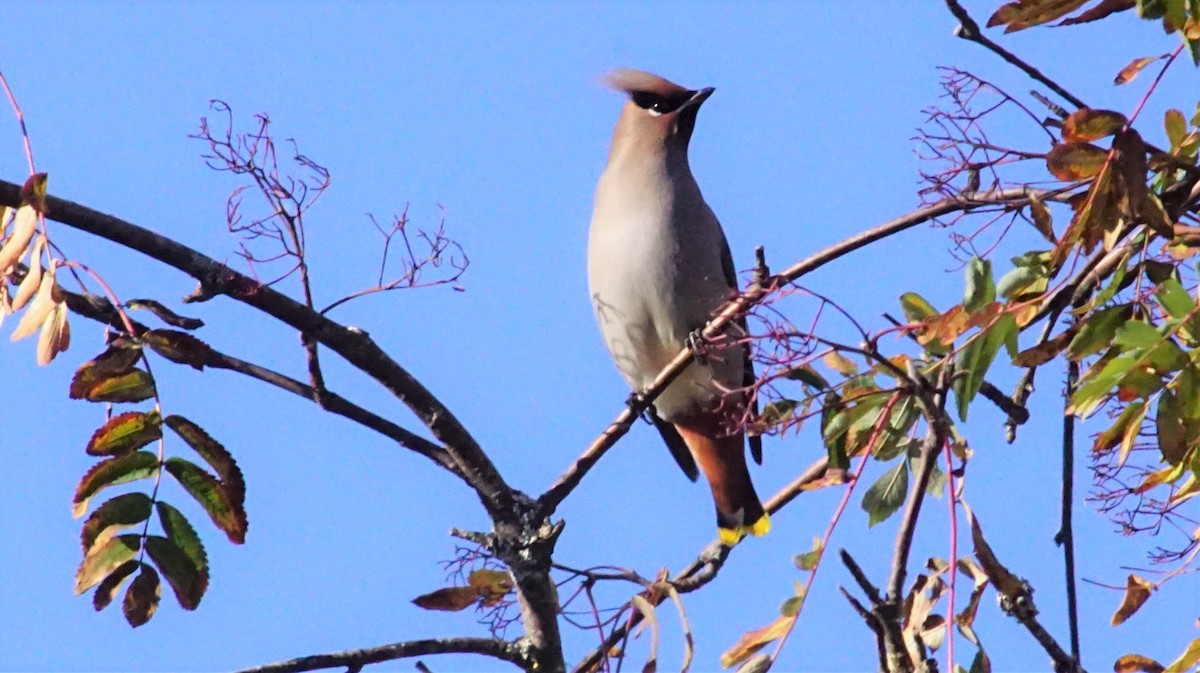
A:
[
  {"left": 233, "top": 637, "right": 530, "bottom": 673},
  {"left": 1058, "top": 360, "right": 1081, "bottom": 661},
  {"left": 542, "top": 189, "right": 1053, "bottom": 514}
]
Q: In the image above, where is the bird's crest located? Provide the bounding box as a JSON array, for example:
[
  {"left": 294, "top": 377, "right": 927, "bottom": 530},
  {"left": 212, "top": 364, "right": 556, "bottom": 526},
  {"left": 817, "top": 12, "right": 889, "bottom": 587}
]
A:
[{"left": 602, "top": 68, "right": 691, "bottom": 99}]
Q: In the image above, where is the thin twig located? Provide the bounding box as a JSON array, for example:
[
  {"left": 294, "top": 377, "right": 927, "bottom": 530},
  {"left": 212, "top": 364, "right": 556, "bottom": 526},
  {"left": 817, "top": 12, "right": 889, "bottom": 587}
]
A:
[
  {"left": 1058, "top": 360, "right": 1081, "bottom": 661},
  {"left": 233, "top": 637, "right": 529, "bottom": 673}
]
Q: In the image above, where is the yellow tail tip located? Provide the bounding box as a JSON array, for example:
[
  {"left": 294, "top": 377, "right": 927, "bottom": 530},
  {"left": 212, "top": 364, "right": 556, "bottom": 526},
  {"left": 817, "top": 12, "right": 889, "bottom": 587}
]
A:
[{"left": 718, "top": 513, "right": 771, "bottom": 546}]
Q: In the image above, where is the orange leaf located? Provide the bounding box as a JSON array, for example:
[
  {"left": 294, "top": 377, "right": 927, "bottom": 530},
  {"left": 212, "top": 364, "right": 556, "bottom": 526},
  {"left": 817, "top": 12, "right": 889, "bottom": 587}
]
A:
[
  {"left": 1111, "top": 574, "right": 1153, "bottom": 625},
  {"left": 1062, "top": 109, "right": 1127, "bottom": 142},
  {"left": 1046, "top": 142, "right": 1109, "bottom": 180},
  {"left": 719, "top": 614, "right": 794, "bottom": 668},
  {"left": 988, "top": 0, "right": 1089, "bottom": 32},
  {"left": 1059, "top": 0, "right": 1135, "bottom": 25},
  {"left": 412, "top": 586, "right": 480, "bottom": 612},
  {"left": 1114, "top": 654, "right": 1164, "bottom": 673},
  {"left": 1115, "top": 56, "right": 1162, "bottom": 85}
]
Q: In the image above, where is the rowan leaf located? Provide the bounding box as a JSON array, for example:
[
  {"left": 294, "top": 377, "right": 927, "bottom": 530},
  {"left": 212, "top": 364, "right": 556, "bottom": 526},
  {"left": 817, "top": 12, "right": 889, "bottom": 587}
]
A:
[
  {"left": 1026, "top": 193, "right": 1056, "bottom": 242},
  {"left": 1165, "top": 109, "right": 1188, "bottom": 150},
  {"left": 1163, "top": 638, "right": 1200, "bottom": 673},
  {"left": 145, "top": 535, "right": 207, "bottom": 610},
  {"left": 1062, "top": 109, "right": 1128, "bottom": 142},
  {"left": 412, "top": 586, "right": 480, "bottom": 612},
  {"left": 988, "top": 0, "right": 1089, "bottom": 31},
  {"left": 467, "top": 569, "right": 513, "bottom": 607},
  {"left": 963, "top": 257, "right": 995, "bottom": 313},
  {"left": 80, "top": 492, "right": 153, "bottom": 553},
  {"left": 862, "top": 460, "right": 908, "bottom": 527},
  {"left": 823, "top": 351, "right": 858, "bottom": 376},
  {"left": 900, "top": 292, "right": 939, "bottom": 322},
  {"left": 11, "top": 235, "right": 44, "bottom": 310},
  {"left": 164, "top": 457, "right": 247, "bottom": 544},
  {"left": 10, "top": 267, "right": 56, "bottom": 341},
  {"left": 125, "top": 298, "right": 204, "bottom": 330},
  {"left": 954, "top": 314, "right": 1016, "bottom": 421},
  {"left": 79, "top": 369, "right": 156, "bottom": 404},
  {"left": 719, "top": 614, "right": 795, "bottom": 669},
  {"left": 156, "top": 502, "right": 207, "bottom": 588},
  {"left": 1111, "top": 574, "right": 1153, "bottom": 625},
  {"left": 142, "top": 329, "right": 215, "bottom": 370},
  {"left": 1059, "top": 0, "right": 1136, "bottom": 25},
  {"left": 1067, "top": 304, "right": 1131, "bottom": 360},
  {"left": 1156, "top": 277, "right": 1194, "bottom": 320},
  {"left": 73, "top": 451, "right": 159, "bottom": 518},
  {"left": 92, "top": 559, "right": 139, "bottom": 612},
  {"left": 793, "top": 536, "right": 823, "bottom": 571},
  {"left": 75, "top": 534, "right": 140, "bottom": 594},
  {"left": 1115, "top": 55, "right": 1160, "bottom": 84},
  {"left": 164, "top": 415, "right": 245, "bottom": 507},
  {"left": 965, "top": 506, "right": 1024, "bottom": 597},
  {"left": 70, "top": 342, "right": 143, "bottom": 399},
  {"left": 1046, "top": 142, "right": 1109, "bottom": 180},
  {"left": 123, "top": 563, "right": 161, "bottom": 628},
  {"left": 86, "top": 411, "right": 162, "bottom": 457},
  {"left": 783, "top": 364, "right": 828, "bottom": 390}
]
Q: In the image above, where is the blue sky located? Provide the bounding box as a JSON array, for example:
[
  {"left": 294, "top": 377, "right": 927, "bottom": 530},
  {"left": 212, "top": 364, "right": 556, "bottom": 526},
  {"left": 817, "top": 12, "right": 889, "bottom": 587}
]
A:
[{"left": 0, "top": 2, "right": 1194, "bottom": 672}]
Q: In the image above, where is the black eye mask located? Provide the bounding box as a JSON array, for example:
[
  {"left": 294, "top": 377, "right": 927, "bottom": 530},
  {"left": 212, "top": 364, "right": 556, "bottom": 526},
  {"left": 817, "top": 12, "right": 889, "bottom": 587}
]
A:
[{"left": 630, "top": 90, "right": 692, "bottom": 115}]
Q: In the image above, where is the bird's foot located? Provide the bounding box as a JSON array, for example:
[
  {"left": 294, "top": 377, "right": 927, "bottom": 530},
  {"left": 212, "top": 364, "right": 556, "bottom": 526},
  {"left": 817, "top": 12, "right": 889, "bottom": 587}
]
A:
[
  {"left": 687, "top": 328, "right": 711, "bottom": 364},
  {"left": 626, "top": 392, "right": 654, "bottom": 424}
]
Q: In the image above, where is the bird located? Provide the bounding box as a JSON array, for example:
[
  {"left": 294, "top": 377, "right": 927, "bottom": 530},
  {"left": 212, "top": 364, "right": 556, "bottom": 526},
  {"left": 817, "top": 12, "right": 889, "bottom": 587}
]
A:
[{"left": 587, "top": 68, "right": 768, "bottom": 546}]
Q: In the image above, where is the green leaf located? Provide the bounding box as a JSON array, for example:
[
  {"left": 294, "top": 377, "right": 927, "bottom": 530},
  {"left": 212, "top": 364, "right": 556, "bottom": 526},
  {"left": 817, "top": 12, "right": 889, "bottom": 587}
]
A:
[
  {"left": 164, "top": 457, "right": 248, "bottom": 544},
  {"left": 793, "top": 536, "right": 823, "bottom": 571},
  {"left": 1067, "top": 304, "right": 1131, "bottom": 360},
  {"left": 144, "top": 535, "right": 207, "bottom": 610},
  {"left": 78, "top": 369, "right": 157, "bottom": 404},
  {"left": 1157, "top": 389, "right": 1189, "bottom": 464},
  {"left": 123, "top": 563, "right": 161, "bottom": 628},
  {"left": 996, "top": 265, "right": 1045, "bottom": 300},
  {"left": 779, "top": 595, "right": 804, "bottom": 618},
  {"left": 156, "top": 502, "right": 208, "bottom": 594},
  {"left": 784, "top": 364, "right": 828, "bottom": 390},
  {"left": 963, "top": 257, "right": 996, "bottom": 314},
  {"left": 80, "top": 492, "right": 153, "bottom": 553},
  {"left": 73, "top": 451, "right": 159, "bottom": 518},
  {"left": 954, "top": 314, "right": 1016, "bottom": 421},
  {"left": 1114, "top": 320, "right": 1163, "bottom": 350},
  {"left": 759, "top": 399, "right": 800, "bottom": 428},
  {"left": 900, "top": 292, "right": 939, "bottom": 322},
  {"left": 1063, "top": 109, "right": 1128, "bottom": 142},
  {"left": 1156, "top": 278, "right": 1194, "bottom": 320},
  {"left": 862, "top": 460, "right": 909, "bottom": 527},
  {"left": 1046, "top": 142, "right": 1108, "bottom": 180},
  {"left": 85, "top": 410, "right": 162, "bottom": 457},
  {"left": 92, "top": 559, "right": 138, "bottom": 612},
  {"left": 1166, "top": 108, "right": 1188, "bottom": 149},
  {"left": 75, "top": 534, "right": 140, "bottom": 595},
  {"left": 164, "top": 416, "right": 245, "bottom": 507},
  {"left": 1070, "top": 352, "right": 1137, "bottom": 418},
  {"left": 141, "top": 329, "right": 215, "bottom": 370},
  {"left": 69, "top": 342, "right": 143, "bottom": 400}
]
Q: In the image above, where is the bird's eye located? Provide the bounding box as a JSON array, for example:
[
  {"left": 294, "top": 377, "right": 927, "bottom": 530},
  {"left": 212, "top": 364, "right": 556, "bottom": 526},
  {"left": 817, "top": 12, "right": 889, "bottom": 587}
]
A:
[{"left": 631, "top": 91, "right": 675, "bottom": 117}]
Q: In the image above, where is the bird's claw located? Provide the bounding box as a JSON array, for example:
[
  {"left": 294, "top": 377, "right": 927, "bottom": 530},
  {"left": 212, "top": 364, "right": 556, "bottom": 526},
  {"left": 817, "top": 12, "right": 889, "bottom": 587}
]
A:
[{"left": 687, "top": 329, "right": 710, "bottom": 364}]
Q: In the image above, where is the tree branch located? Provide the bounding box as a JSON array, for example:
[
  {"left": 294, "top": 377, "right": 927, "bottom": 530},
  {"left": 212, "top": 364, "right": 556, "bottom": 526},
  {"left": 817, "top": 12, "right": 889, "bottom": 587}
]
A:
[
  {"left": 233, "top": 637, "right": 530, "bottom": 673},
  {"left": 569, "top": 457, "right": 829, "bottom": 673},
  {"left": 0, "top": 179, "right": 513, "bottom": 514},
  {"left": 541, "top": 189, "right": 1047, "bottom": 514},
  {"left": 57, "top": 286, "right": 466, "bottom": 481}
]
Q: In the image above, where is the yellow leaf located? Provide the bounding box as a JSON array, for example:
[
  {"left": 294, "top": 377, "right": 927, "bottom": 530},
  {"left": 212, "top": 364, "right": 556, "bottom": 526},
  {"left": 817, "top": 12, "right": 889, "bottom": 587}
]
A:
[
  {"left": 823, "top": 351, "right": 858, "bottom": 376},
  {"left": 467, "top": 568, "right": 513, "bottom": 607},
  {"left": 1111, "top": 574, "right": 1153, "bottom": 625},
  {"left": 1163, "top": 638, "right": 1200, "bottom": 673},
  {"left": 1113, "top": 654, "right": 1164, "bottom": 673},
  {"left": 1115, "top": 56, "right": 1161, "bottom": 85},
  {"left": 36, "top": 298, "right": 70, "bottom": 366},
  {"left": 720, "top": 614, "right": 794, "bottom": 669},
  {"left": 1062, "top": 109, "right": 1128, "bottom": 142},
  {"left": 11, "top": 234, "right": 44, "bottom": 310},
  {"left": 1046, "top": 142, "right": 1109, "bottom": 180}
]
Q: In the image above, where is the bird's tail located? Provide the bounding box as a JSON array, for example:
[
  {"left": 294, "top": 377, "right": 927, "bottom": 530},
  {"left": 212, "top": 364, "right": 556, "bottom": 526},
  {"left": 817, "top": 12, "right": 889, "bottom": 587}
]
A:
[{"left": 674, "top": 416, "right": 770, "bottom": 546}]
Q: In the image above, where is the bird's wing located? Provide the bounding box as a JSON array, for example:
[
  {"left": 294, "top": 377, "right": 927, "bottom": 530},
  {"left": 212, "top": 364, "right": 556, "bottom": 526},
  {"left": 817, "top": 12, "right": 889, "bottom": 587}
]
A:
[
  {"left": 720, "top": 236, "right": 763, "bottom": 465},
  {"left": 650, "top": 407, "right": 700, "bottom": 482}
]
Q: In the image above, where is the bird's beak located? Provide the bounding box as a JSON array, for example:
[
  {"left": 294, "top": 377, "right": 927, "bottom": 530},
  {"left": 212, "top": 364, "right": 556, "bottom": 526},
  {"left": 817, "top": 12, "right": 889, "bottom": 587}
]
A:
[{"left": 682, "top": 87, "right": 715, "bottom": 110}]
